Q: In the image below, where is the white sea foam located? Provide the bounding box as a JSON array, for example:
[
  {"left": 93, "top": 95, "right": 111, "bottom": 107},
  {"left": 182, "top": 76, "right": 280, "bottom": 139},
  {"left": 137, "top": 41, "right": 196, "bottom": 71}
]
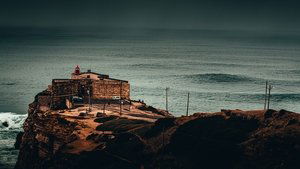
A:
[
  {"left": 0, "top": 112, "right": 27, "bottom": 131},
  {"left": 0, "top": 112, "right": 26, "bottom": 168}
]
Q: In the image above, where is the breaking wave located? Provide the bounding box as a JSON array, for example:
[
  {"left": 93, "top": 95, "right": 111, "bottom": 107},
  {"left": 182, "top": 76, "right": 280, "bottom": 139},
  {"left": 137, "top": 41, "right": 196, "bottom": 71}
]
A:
[
  {"left": 0, "top": 112, "right": 26, "bottom": 169},
  {"left": 0, "top": 113, "right": 27, "bottom": 131},
  {"left": 185, "top": 73, "right": 258, "bottom": 83}
]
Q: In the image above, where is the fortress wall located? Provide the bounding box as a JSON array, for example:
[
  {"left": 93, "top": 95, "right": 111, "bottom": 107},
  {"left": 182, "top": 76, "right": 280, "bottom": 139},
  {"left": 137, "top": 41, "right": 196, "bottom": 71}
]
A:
[
  {"left": 50, "top": 78, "right": 130, "bottom": 109},
  {"left": 92, "top": 81, "right": 130, "bottom": 99},
  {"left": 121, "top": 83, "right": 130, "bottom": 99},
  {"left": 71, "top": 73, "right": 109, "bottom": 80},
  {"left": 51, "top": 80, "right": 81, "bottom": 109},
  {"left": 52, "top": 80, "right": 80, "bottom": 96}
]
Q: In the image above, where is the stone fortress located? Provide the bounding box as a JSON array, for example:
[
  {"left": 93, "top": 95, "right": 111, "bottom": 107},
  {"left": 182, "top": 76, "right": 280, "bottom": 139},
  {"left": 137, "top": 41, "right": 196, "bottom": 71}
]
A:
[{"left": 37, "top": 65, "right": 130, "bottom": 111}]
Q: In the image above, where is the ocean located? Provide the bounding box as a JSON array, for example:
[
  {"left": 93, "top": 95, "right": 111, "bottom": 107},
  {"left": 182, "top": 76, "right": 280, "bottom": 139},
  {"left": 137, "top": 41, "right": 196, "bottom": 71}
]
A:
[{"left": 0, "top": 27, "right": 300, "bottom": 168}]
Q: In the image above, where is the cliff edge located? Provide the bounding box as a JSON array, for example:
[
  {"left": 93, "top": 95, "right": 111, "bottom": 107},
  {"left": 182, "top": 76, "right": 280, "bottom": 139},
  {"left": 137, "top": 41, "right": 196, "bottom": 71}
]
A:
[{"left": 15, "top": 93, "right": 300, "bottom": 169}]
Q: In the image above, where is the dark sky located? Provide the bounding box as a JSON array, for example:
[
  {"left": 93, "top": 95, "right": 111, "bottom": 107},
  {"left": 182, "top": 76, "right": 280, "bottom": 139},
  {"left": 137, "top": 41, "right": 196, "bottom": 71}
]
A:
[{"left": 0, "top": 0, "right": 300, "bottom": 31}]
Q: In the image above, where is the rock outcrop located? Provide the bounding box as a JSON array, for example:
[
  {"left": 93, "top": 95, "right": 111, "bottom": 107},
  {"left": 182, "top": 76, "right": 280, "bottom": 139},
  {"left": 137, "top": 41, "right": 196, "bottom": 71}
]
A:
[{"left": 15, "top": 95, "right": 300, "bottom": 169}]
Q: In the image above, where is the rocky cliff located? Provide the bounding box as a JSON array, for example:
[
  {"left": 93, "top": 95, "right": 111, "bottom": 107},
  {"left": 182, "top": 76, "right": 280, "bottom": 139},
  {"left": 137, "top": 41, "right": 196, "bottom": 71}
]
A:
[{"left": 15, "top": 95, "right": 300, "bottom": 169}]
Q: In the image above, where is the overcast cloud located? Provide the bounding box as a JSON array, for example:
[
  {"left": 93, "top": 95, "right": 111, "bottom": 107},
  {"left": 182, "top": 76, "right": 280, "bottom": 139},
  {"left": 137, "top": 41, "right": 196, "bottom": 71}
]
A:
[{"left": 0, "top": 0, "right": 299, "bottom": 31}]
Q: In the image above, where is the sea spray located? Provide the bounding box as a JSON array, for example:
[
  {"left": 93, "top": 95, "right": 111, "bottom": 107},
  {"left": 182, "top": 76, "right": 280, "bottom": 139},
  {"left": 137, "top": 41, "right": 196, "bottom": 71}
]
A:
[
  {"left": 0, "top": 113, "right": 27, "bottom": 131},
  {"left": 0, "top": 112, "right": 27, "bottom": 169}
]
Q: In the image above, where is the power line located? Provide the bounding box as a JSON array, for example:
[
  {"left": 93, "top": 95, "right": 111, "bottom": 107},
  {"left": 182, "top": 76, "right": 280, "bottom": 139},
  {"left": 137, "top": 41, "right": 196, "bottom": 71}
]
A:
[
  {"left": 212, "top": 86, "right": 267, "bottom": 94},
  {"left": 273, "top": 86, "right": 297, "bottom": 93},
  {"left": 160, "top": 81, "right": 297, "bottom": 115},
  {"left": 186, "top": 92, "right": 190, "bottom": 116},
  {"left": 264, "top": 81, "right": 268, "bottom": 110},
  {"left": 267, "top": 84, "right": 273, "bottom": 110},
  {"left": 165, "top": 87, "right": 170, "bottom": 112}
]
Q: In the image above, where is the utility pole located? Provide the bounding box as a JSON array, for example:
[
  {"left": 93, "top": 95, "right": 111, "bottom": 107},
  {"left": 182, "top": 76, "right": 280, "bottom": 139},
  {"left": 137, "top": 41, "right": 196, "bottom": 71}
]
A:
[
  {"left": 120, "top": 82, "right": 122, "bottom": 116},
  {"left": 88, "top": 89, "right": 91, "bottom": 113},
  {"left": 186, "top": 92, "right": 190, "bottom": 116},
  {"left": 267, "top": 84, "right": 272, "bottom": 110},
  {"left": 120, "top": 100, "right": 123, "bottom": 116},
  {"left": 87, "top": 80, "right": 92, "bottom": 113},
  {"left": 264, "top": 81, "right": 268, "bottom": 110},
  {"left": 166, "top": 87, "right": 169, "bottom": 112},
  {"left": 103, "top": 103, "right": 106, "bottom": 114}
]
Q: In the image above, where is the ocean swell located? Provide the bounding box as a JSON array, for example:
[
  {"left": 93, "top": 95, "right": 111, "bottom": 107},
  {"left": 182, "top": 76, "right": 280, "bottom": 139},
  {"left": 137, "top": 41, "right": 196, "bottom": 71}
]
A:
[{"left": 185, "top": 73, "right": 257, "bottom": 83}]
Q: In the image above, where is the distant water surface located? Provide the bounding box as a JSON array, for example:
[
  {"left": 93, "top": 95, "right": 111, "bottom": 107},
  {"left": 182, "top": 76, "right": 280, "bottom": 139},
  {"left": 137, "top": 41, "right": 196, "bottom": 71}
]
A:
[
  {"left": 0, "top": 27, "right": 300, "bottom": 168},
  {"left": 0, "top": 27, "right": 299, "bottom": 114}
]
